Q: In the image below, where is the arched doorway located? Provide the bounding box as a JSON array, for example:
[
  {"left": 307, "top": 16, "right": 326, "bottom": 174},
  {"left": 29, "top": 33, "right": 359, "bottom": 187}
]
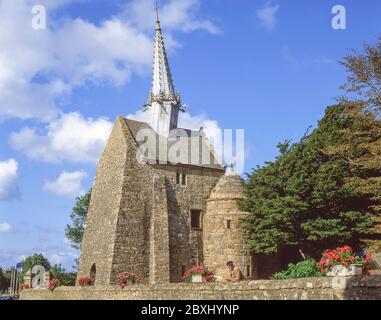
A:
[{"left": 90, "top": 263, "right": 96, "bottom": 285}]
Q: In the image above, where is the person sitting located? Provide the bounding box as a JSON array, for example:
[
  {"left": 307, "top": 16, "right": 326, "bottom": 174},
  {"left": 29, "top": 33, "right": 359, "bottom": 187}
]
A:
[{"left": 224, "top": 261, "right": 244, "bottom": 282}]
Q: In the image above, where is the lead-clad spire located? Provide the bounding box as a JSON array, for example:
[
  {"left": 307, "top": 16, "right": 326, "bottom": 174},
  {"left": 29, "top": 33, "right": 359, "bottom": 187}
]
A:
[{"left": 143, "top": 3, "right": 185, "bottom": 137}]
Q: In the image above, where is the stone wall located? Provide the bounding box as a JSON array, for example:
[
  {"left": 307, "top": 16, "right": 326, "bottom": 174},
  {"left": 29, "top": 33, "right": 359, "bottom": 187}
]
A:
[
  {"left": 20, "top": 276, "right": 381, "bottom": 300},
  {"left": 77, "top": 117, "right": 131, "bottom": 285},
  {"left": 78, "top": 117, "right": 158, "bottom": 285},
  {"left": 152, "top": 164, "right": 224, "bottom": 282},
  {"left": 204, "top": 210, "right": 251, "bottom": 280},
  {"left": 78, "top": 116, "right": 225, "bottom": 285},
  {"left": 149, "top": 176, "right": 170, "bottom": 284}
]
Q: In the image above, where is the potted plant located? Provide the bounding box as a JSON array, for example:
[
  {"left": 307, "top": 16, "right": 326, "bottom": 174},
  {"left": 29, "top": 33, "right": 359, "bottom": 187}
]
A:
[
  {"left": 116, "top": 272, "right": 137, "bottom": 288},
  {"left": 47, "top": 278, "right": 60, "bottom": 292},
  {"left": 78, "top": 275, "right": 93, "bottom": 287},
  {"left": 318, "top": 246, "right": 372, "bottom": 276},
  {"left": 20, "top": 284, "right": 30, "bottom": 291},
  {"left": 183, "top": 265, "right": 215, "bottom": 283}
]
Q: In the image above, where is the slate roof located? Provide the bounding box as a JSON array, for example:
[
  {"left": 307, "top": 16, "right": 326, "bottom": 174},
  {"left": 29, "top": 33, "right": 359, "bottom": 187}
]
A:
[{"left": 124, "top": 118, "right": 225, "bottom": 170}]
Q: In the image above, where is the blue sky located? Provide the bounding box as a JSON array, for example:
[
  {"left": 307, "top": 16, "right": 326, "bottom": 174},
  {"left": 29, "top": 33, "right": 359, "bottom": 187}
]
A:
[{"left": 0, "top": 0, "right": 380, "bottom": 270}]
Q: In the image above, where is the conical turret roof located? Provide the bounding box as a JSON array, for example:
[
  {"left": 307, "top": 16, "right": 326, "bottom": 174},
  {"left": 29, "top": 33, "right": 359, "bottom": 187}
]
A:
[{"left": 209, "top": 166, "right": 245, "bottom": 201}]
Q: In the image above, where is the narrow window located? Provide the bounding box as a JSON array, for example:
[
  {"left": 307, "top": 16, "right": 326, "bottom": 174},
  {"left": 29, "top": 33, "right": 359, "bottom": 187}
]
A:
[
  {"left": 226, "top": 220, "right": 231, "bottom": 229},
  {"left": 181, "top": 173, "right": 187, "bottom": 185},
  {"left": 176, "top": 172, "right": 181, "bottom": 184},
  {"left": 191, "top": 210, "right": 202, "bottom": 230}
]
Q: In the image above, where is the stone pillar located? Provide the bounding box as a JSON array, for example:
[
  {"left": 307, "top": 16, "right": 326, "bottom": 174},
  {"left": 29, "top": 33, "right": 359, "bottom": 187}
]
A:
[
  {"left": 24, "top": 270, "right": 32, "bottom": 288},
  {"left": 149, "top": 176, "right": 171, "bottom": 284},
  {"left": 44, "top": 271, "right": 51, "bottom": 286}
]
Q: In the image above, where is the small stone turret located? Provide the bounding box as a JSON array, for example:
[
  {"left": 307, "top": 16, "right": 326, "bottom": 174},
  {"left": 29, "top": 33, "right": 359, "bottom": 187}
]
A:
[{"left": 203, "top": 166, "right": 252, "bottom": 281}]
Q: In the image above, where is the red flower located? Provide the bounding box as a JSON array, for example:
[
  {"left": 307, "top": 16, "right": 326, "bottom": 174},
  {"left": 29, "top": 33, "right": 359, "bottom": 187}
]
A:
[
  {"left": 78, "top": 275, "right": 93, "bottom": 287},
  {"left": 47, "top": 278, "right": 60, "bottom": 291},
  {"left": 318, "top": 246, "right": 372, "bottom": 276},
  {"left": 365, "top": 254, "right": 372, "bottom": 263},
  {"left": 116, "top": 271, "right": 136, "bottom": 288},
  {"left": 183, "top": 264, "right": 215, "bottom": 283}
]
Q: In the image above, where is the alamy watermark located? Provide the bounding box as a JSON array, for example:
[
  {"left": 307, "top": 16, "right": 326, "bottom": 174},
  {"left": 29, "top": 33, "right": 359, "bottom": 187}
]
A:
[
  {"left": 135, "top": 128, "right": 245, "bottom": 174},
  {"left": 31, "top": 5, "right": 46, "bottom": 30},
  {"left": 30, "top": 4, "right": 347, "bottom": 31},
  {"left": 332, "top": 5, "right": 346, "bottom": 30}
]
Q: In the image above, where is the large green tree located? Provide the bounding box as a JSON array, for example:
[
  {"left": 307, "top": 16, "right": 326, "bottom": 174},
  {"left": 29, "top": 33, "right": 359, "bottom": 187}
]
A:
[
  {"left": 337, "top": 35, "right": 381, "bottom": 252},
  {"left": 21, "top": 253, "right": 51, "bottom": 279},
  {"left": 339, "top": 35, "right": 381, "bottom": 116},
  {"left": 65, "top": 190, "right": 91, "bottom": 249},
  {"left": 241, "top": 35, "right": 381, "bottom": 258},
  {"left": 240, "top": 104, "right": 375, "bottom": 257},
  {"left": 0, "top": 268, "right": 12, "bottom": 292},
  {"left": 0, "top": 268, "right": 5, "bottom": 292}
]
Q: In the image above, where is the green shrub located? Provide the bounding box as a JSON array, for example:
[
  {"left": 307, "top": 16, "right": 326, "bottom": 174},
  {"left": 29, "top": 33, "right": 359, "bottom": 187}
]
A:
[
  {"left": 50, "top": 265, "right": 76, "bottom": 286},
  {"left": 272, "top": 259, "right": 325, "bottom": 280}
]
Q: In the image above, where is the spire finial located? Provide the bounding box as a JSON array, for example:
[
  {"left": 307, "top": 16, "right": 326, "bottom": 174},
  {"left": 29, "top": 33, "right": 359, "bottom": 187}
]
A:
[
  {"left": 155, "top": 1, "right": 161, "bottom": 30},
  {"left": 227, "top": 163, "right": 236, "bottom": 175},
  {"left": 156, "top": 1, "right": 159, "bottom": 22}
]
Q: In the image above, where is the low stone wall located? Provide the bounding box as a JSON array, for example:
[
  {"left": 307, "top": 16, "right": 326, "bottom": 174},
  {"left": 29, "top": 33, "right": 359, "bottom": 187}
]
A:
[
  {"left": 332, "top": 275, "right": 381, "bottom": 300},
  {"left": 19, "top": 276, "right": 381, "bottom": 300}
]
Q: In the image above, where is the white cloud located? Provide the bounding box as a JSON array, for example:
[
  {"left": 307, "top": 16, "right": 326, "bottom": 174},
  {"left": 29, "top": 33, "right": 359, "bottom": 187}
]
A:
[
  {"left": 0, "top": 0, "right": 150, "bottom": 121},
  {"left": 0, "top": 0, "right": 65, "bottom": 121},
  {"left": 0, "top": 246, "right": 79, "bottom": 270},
  {"left": 50, "top": 254, "right": 64, "bottom": 265},
  {"left": 0, "top": 223, "right": 12, "bottom": 233},
  {"left": 36, "top": 0, "right": 86, "bottom": 10},
  {"left": 0, "top": 159, "right": 20, "bottom": 200},
  {"left": 122, "top": 0, "right": 221, "bottom": 34},
  {"left": 0, "top": 0, "right": 219, "bottom": 122},
  {"left": 127, "top": 109, "right": 222, "bottom": 145},
  {"left": 43, "top": 170, "right": 88, "bottom": 198},
  {"left": 257, "top": 2, "right": 280, "bottom": 31},
  {"left": 10, "top": 112, "right": 113, "bottom": 164},
  {"left": 50, "top": 251, "right": 79, "bottom": 266},
  {"left": 281, "top": 46, "right": 335, "bottom": 70},
  {"left": 51, "top": 18, "right": 153, "bottom": 87}
]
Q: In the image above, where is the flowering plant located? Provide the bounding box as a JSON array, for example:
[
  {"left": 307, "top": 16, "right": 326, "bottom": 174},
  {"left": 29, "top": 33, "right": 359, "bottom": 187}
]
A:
[
  {"left": 47, "top": 278, "right": 60, "bottom": 291},
  {"left": 116, "top": 272, "right": 137, "bottom": 288},
  {"left": 318, "top": 246, "right": 372, "bottom": 275},
  {"left": 78, "top": 275, "right": 93, "bottom": 287},
  {"left": 183, "top": 265, "right": 215, "bottom": 283},
  {"left": 21, "top": 284, "right": 30, "bottom": 291}
]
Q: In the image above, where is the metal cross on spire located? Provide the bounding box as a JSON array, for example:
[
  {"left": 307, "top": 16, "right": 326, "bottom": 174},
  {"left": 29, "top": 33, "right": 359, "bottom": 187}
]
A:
[{"left": 156, "top": 1, "right": 159, "bottom": 22}]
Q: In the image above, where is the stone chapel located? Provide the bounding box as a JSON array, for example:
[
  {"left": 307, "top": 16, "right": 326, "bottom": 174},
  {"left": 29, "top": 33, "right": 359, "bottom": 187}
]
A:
[{"left": 77, "top": 13, "right": 256, "bottom": 285}]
